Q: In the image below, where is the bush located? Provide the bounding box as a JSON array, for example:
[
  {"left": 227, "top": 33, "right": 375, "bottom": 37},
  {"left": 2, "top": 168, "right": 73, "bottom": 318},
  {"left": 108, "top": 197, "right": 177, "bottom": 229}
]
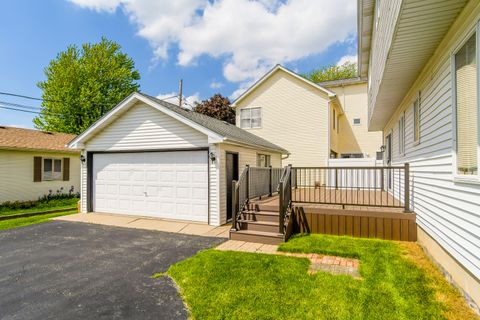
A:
[{"left": 0, "top": 186, "right": 80, "bottom": 212}]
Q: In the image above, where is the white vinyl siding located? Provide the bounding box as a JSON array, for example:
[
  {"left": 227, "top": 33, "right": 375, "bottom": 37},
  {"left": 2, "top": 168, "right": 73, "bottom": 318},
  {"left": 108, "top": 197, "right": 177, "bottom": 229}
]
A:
[
  {"left": 0, "top": 150, "right": 80, "bottom": 203},
  {"left": 85, "top": 103, "right": 208, "bottom": 151},
  {"left": 454, "top": 32, "right": 478, "bottom": 176},
  {"left": 383, "top": 13, "right": 480, "bottom": 284}
]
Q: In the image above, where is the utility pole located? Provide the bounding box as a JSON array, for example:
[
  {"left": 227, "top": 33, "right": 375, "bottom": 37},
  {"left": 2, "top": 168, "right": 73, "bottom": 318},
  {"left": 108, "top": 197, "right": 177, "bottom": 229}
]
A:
[{"left": 178, "top": 79, "right": 183, "bottom": 107}]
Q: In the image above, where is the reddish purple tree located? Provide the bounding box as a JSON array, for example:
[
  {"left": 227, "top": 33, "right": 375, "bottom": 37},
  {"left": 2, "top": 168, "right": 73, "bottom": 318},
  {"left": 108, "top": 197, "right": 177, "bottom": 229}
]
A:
[{"left": 193, "top": 94, "right": 235, "bottom": 124}]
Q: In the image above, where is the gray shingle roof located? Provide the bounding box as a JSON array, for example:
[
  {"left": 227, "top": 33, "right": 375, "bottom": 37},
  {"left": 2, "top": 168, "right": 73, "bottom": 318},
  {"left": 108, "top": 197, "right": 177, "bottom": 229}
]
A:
[{"left": 139, "top": 93, "right": 288, "bottom": 154}]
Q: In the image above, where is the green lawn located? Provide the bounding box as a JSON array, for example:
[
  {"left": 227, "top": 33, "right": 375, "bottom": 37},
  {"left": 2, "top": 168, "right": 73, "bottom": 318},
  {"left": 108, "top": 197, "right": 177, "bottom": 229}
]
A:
[
  {"left": 165, "top": 234, "right": 478, "bottom": 320},
  {"left": 0, "top": 210, "right": 76, "bottom": 231},
  {"left": 0, "top": 197, "right": 78, "bottom": 216}
]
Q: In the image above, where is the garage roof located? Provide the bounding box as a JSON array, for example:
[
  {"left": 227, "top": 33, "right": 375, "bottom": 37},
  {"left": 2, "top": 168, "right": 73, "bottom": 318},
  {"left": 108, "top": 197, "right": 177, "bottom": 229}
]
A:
[
  {"left": 139, "top": 93, "right": 288, "bottom": 154},
  {"left": 68, "top": 92, "right": 288, "bottom": 154}
]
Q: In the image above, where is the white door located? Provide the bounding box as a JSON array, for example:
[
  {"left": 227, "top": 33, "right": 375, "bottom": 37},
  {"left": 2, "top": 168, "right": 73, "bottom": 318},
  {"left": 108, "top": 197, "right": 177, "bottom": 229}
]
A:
[{"left": 93, "top": 151, "right": 208, "bottom": 222}]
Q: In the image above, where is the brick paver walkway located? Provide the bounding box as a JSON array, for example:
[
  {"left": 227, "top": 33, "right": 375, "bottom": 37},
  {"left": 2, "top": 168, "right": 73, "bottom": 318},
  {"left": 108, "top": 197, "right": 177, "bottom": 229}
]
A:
[{"left": 216, "top": 240, "right": 361, "bottom": 278}]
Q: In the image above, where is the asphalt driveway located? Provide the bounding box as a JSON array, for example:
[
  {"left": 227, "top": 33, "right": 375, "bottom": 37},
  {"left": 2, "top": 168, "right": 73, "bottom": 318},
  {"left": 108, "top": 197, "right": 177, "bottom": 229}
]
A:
[{"left": 0, "top": 221, "right": 225, "bottom": 320}]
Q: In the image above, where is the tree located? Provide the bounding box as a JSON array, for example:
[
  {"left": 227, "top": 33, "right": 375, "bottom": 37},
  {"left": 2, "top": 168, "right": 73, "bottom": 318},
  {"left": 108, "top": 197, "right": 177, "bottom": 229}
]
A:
[
  {"left": 34, "top": 38, "right": 140, "bottom": 134},
  {"left": 302, "top": 62, "right": 357, "bottom": 83},
  {"left": 193, "top": 94, "right": 235, "bottom": 124}
]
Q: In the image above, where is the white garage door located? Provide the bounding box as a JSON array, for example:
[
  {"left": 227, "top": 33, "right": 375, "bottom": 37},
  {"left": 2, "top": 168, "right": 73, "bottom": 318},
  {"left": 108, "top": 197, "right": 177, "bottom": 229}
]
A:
[{"left": 93, "top": 151, "right": 208, "bottom": 222}]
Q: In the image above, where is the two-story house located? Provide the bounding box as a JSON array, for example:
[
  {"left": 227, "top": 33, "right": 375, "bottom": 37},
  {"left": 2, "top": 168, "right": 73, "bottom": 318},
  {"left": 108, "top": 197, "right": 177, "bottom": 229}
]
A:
[
  {"left": 359, "top": 0, "right": 480, "bottom": 310},
  {"left": 232, "top": 65, "right": 383, "bottom": 167}
]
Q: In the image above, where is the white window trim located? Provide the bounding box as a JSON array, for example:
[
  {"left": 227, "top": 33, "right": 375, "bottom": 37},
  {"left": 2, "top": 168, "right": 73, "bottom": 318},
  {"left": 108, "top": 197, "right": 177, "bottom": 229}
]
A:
[
  {"left": 451, "top": 23, "right": 480, "bottom": 184},
  {"left": 256, "top": 153, "right": 271, "bottom": 167},
  {"left": 240, "top": 107, "right": 262, "bottom": 129},
  {"left": 413, "top": 92, "right": 421, "bottom": 145},
  {"left": 398, "top": 112, "right": 405, "bottom": 156},
  {"left": 43, "top": 158, "right": 63, "bottom": 181}
]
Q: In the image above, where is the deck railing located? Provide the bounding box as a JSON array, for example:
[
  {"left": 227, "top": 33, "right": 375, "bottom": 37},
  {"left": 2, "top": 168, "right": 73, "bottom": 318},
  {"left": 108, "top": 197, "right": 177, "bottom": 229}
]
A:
[
  {"left": 278, "top": 164, "right": 292, "bottom": 233},
  {"left": 231, "top": 165, "right": 284, "bottom": 230},
  {"left": 291, "top": 164, "right": 410, "bottom": 212}
]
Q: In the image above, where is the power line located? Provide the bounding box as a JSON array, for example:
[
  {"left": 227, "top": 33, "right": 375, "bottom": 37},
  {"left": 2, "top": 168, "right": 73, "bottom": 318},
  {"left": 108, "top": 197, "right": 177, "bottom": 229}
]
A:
[
  {"left": 0, "top": 100, "right": 41, "bottom": 110},
  {"left": 0, "top": 91, "right": 117, "bottom": 107},
  {"left": 0, "top": 94, "right": 184, "bottom": 117}
]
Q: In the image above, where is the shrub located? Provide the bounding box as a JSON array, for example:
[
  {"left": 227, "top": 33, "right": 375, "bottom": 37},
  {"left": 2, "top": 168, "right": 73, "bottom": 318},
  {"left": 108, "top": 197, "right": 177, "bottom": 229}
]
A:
[{"left": 0, "top": 186, "right": 80, "bottom": 211}]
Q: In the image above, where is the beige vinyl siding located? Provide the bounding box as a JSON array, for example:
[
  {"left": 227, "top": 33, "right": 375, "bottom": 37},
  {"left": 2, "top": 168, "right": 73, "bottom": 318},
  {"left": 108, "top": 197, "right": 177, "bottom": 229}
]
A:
[
  {"left": 0, "top": 150, "right": 80, "bottom": 203},
  {"left": 328, "top": 83, "right": 383, "bottom": 158},
  {"left": 383, "top": 2, "right": 480, "bottom": 290},
  {"left": 216, "top": 143, "right": 281, "bottom": 224},
  {"left": 235, "top": 69, "right": 329, "bottom": 167},
  {"left": 329, "top": 103, "right": 340, "bottom": 155},
  {"left": 85, "top": 103, "right": 208, "bottom": 151}
]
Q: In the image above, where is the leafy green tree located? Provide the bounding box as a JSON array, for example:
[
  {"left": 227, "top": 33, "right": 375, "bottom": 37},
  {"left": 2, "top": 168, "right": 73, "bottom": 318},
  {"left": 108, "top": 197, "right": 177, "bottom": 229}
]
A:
[
  {"left": 34, "top": 38, "right": 140, "bottom": 134},
  {"left": 302, "top": 62, "right": 357, "bottom": 83},
  {"left": 193, "top": 94, "right": 235, "bottom": 124}
]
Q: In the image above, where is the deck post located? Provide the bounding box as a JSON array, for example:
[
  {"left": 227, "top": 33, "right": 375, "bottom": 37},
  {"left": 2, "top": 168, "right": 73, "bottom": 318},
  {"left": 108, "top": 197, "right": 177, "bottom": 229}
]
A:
[
  {"left": 231, "top": 180, "right": 238, "bottom": 231},
  {"left": 380, "top": 168, "right": 384, "bottom": 191},
  {"left": 404, "top": 163, "right": 410, "bottom": 212},
  {"left": 279, "top": 181, "right": 284, "bottom": 234},
  {"left": 245, "top": 164, "right": 250, "bottom": 202},
  {"left": 269, "top": 165, "right": 273, "bottom": 197}
]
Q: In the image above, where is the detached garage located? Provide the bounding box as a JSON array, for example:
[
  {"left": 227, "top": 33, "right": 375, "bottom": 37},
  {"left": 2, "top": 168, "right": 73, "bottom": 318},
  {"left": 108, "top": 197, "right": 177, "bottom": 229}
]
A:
[{"left": 68, "top": 92, "right": 287, "bottom": 226}]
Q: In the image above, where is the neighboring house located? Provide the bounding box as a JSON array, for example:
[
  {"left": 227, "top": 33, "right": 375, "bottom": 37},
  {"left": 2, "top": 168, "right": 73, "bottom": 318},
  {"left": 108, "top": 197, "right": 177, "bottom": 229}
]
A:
[
  {"left": 68, "top": 92, "right": 287, "bottom": 226},
  {"left": 359, "top": 0, "right": 480, "bottom": 309},
  {"left": 232, "top": 65, "right": 382, "bottom": 166},
  {"left": 0, "top": 126, "right": 80, "bottom": 203}
]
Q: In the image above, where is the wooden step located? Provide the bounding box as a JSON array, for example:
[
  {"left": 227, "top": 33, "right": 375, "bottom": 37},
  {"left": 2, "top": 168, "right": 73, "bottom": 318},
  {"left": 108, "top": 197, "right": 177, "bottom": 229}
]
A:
[
  {"left": 242, "top": 210, "right": 279, "bottom": 223},
  {"left": 247, "top": 203, "right": 279, "bottom": 212},
  {"left": 239, "top": 220, "right": 279, "bottom": 233},
  {"left": 230, "top": 229, "right": 284, "bottom": 245}
]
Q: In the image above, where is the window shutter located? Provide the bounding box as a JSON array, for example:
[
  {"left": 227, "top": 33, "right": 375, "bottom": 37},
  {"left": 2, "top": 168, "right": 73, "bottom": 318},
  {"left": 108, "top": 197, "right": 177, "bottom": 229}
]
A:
[
  {"left": 63, "top": 158, "right": 70, "bottom": 181},
  {"left": 33, "top": 156, "right": 42, "bottom": 182}
]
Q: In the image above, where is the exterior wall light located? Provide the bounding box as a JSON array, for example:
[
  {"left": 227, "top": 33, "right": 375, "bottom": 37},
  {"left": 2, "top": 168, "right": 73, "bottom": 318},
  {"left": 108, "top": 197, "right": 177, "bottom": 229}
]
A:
[{"left": 209, "top": 152, "right": 216, "bottom": 163}]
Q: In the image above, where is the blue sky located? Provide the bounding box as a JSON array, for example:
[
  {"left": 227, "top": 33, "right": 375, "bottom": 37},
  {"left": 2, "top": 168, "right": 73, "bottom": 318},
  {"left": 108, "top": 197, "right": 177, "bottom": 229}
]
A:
[{"left": 0, "top": 0, "right": 357, "bottom": 129}]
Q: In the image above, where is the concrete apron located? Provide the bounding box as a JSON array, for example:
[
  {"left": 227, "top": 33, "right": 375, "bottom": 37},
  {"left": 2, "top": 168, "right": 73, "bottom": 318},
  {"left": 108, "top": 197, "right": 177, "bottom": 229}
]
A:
[{"left": 54, "top": 213, "right": 230, "bottom": 238}]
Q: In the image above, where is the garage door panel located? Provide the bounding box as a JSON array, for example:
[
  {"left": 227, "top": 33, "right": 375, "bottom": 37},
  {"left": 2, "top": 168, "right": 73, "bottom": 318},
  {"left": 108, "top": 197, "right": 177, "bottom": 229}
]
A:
[{"left": 93, "top": 151, "right": 208, "bottom": 222}]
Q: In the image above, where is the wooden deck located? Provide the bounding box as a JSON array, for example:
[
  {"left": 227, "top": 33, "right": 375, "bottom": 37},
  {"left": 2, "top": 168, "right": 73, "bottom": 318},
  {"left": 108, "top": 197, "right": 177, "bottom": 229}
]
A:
[{"left": 250, "top": 188, "right": 416, "bottom": 242}]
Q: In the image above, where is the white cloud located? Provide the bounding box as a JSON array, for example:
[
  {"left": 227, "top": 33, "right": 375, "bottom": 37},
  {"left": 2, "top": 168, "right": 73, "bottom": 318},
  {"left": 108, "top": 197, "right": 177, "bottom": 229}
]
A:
[
  {"left": 336, "top": 54, "right": 357, "bottom": 66},
  {"left": 70, "top": 0, "right": 356, "bottom": 95},
  {"left": 156, "top": 92, "right": 200, "bottom": 109},
  {"left": 69, "top": 0, "right": 122, "bottom": 12},
  {"left": 209, "top": 81, "right": 224, "bottom": 89}
]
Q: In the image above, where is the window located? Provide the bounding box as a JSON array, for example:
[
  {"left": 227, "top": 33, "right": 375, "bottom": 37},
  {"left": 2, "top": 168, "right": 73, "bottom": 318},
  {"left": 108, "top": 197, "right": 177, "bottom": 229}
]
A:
[
  {"left": 353, "top": 118, "right": 361, "bottom": 125},
  {"left": 455, "top": 32, "right": 478, "bottom": 176},
  {"left": 240, "top": 108, "right": 261, "bottom": 129},
  {"left": 413, "top": 92, "right": 421, "bottom": 143},
  {"left": 256, "top": 154, "right": 271, "bottom": 167},
  {"left": 43, "top": 158, "right": 62, "bottom": 180},
  {"left": 398, "top": 113, "right": 405, "bottom": 155},
  {"left": 340, "top": 153, "right": 364, "bottom": 159}
]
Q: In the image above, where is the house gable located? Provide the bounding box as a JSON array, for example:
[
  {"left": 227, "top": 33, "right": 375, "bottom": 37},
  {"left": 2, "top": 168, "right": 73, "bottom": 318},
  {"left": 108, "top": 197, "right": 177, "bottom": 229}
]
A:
[
  {"left": 233, "top": 67, "right": 331, "bottom": 167},
  {"left": 84, "top": 102, "right": 209, "bottom": 151}
]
